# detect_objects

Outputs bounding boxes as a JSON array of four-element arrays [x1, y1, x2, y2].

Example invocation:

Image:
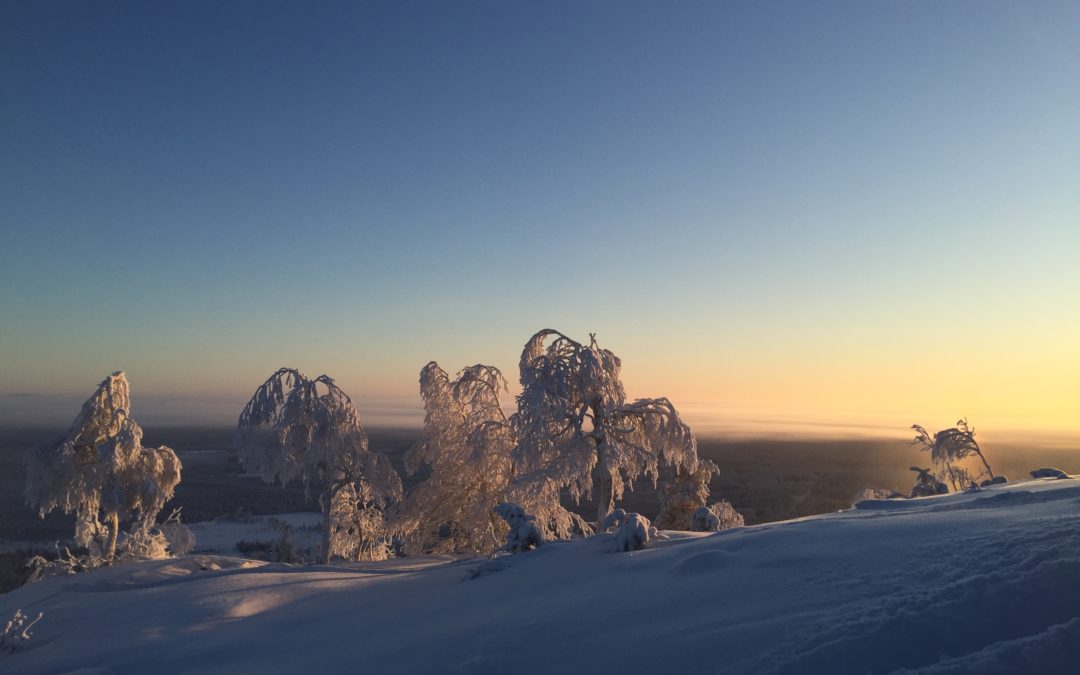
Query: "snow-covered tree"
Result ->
[[236, 368, 402, 563], [513, 329, 701, 525], [395, 362, 515, 555], [24, 372, 182, 562], [654, 460, 719, 530], [911, 418, 994, 491], [691, 500, 745, 532], [494, 502, 543, 553]]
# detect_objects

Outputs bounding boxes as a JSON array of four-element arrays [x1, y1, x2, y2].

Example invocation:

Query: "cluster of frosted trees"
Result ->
[[25, 329, 742, 565], [234, 329, 741, 560]]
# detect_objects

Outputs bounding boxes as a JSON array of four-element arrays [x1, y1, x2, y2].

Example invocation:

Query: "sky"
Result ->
[[1, 1, 1078, 438]]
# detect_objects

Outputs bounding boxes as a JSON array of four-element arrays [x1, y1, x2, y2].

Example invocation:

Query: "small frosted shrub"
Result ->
[[690, 501, 746, 532], [610, 512, 653, 552], [1, 609, 43, 654], [494, 503, 543, 553]]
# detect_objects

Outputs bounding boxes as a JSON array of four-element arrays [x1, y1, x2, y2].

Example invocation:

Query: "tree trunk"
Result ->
[[595, 474, 614, 524], [975, 450, 994, 480], [945, 461, 960, 492], [105, 511, 120, 561], [320, 493, 333, 565], [591, 408, 614, 524]]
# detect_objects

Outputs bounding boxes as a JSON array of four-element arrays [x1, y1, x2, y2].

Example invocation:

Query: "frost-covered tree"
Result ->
[[691, 500, 745, 532], [395, 362, 515, 554], [24, 372, 182, 562], [513, 329, 701, 525], [236, 368, 402, 563], [911, 418, 994, 491], [654, 460, 719, 530]]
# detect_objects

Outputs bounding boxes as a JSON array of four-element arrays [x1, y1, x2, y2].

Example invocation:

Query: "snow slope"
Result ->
[[2, 478, 1079, 674]]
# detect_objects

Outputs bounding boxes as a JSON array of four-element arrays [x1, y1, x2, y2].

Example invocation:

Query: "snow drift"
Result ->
[[2, 477, 1078, 674]]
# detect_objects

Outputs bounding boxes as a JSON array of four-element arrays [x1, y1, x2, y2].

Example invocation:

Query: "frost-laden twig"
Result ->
[[1, 609, 44, 654]]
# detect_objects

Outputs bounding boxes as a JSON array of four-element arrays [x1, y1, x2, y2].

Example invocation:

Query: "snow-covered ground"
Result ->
[[2, 478, 1079, 674]]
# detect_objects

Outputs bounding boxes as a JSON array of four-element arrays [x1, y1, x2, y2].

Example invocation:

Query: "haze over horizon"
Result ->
[[2, 2, 1078, 440]]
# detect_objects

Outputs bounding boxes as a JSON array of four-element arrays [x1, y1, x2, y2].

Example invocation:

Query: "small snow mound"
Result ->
[[1030, 467, 1069, 479], [854, 497, 928, 511], [671, 550, 735, 575], [494, 503, 543, 553], [463, 558, 512, 581], [611, 513, 653, 552]]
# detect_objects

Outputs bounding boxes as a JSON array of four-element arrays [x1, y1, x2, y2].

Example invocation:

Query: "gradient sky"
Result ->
[[1, 1, 1078, 437]]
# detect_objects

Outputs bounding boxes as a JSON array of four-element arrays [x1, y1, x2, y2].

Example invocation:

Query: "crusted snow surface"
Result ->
[[2, 478, 1079, 674]]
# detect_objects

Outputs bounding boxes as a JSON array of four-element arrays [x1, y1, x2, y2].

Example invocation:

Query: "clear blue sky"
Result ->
[[2, 2, 1078, 434]]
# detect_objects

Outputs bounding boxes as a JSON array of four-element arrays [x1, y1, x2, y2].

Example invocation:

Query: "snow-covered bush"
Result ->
[[1030, 468, 1069, 479], [24, 372, 182, 562], [513, 330, 702, 526], [853, 488, 906, 504], [494, 503, 543, 553], [654, 461, 718, 530], [980, 475, 1008, 487], [1, 609, 43, 654], [909, 466, 949, 498], [691, 500, 745, 532], [911, 418, 994, 491], [159, 519, 196, 557], [236, 368, 402, 563], [395, 363, 515, 555], [123, 510, 196, 559], [690, 506, 719, 531], [605, 511, 653, 552], [328, 483, 392, 562], [601, 508, 629, 531]]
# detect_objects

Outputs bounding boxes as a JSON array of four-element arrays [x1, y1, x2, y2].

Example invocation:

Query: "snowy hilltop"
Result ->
[[3, 476, 1078, 674]]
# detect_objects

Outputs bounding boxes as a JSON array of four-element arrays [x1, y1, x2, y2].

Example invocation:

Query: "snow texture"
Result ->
[[4, 478, 1080, 674]]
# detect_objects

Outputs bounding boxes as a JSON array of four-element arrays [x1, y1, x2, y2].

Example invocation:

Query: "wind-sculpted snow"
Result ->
[[2, 479, 1078, 674]]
